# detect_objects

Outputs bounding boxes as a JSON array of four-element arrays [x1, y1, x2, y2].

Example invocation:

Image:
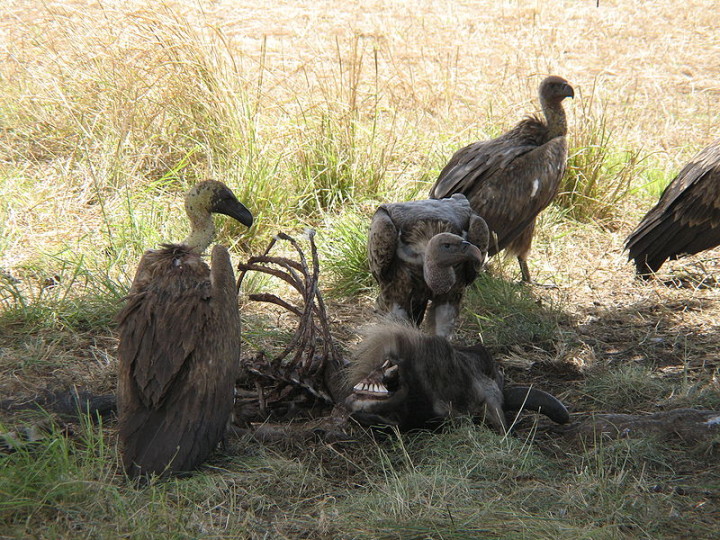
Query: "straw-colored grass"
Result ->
[[2, 1, 720, 537]]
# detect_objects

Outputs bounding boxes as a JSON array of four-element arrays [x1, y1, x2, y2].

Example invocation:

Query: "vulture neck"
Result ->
[[540, 98, 568, 141], [181, 209, 215, 253], [423, 256, 456, 296]]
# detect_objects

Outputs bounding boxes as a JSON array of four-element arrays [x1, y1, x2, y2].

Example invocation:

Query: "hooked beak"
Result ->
[[564, 84, 575, 99], [463, 241, 487, 268], [213, 197, 254, 228]]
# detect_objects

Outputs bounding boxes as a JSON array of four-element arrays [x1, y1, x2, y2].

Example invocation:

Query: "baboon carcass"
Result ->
[[345, 322, 570, 431]]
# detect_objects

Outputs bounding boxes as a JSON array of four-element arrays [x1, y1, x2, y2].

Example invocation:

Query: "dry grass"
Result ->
[[2, 0, 720, 537]]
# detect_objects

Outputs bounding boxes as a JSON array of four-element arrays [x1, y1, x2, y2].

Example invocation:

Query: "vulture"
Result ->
[[117, 180, 253, 478], [429, 75, 574, 282], [368, 194, 489, 337], [625, 140, 720, 277]]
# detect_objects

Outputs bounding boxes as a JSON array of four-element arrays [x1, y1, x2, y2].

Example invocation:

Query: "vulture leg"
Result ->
[[518, 255, 557, 288], [518, 257, 532, 283], [407, 296, 430, 326], [506, 220, 556, 288], [506, 221, 535, 283], [425, 293, 461, 338], [375, 265, 428, 326]]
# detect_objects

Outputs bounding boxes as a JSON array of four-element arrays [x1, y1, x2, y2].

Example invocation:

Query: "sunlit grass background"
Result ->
[[1, 1, 719, 537]]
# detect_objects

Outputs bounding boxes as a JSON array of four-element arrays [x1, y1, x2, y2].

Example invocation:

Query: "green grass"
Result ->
[[0, 417, 115, 530], [557, 105, 648, 228], [1, 420, 715, 538], [0, 268, 123, 335], [318, 208, 375, 298], [581, 364, 672, 412], [463, 271, 566, 350]]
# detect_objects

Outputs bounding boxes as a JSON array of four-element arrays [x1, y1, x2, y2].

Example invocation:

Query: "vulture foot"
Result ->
[[517, 258, 558, 289]]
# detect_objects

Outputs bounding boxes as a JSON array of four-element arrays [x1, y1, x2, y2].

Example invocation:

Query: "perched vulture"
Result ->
[[368, 194, 489, 337], [625, 140, 720, 277], [117, 180, 253, 478], [429, 75, 574, 282]]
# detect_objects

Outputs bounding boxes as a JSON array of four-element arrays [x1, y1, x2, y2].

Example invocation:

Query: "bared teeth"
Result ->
[[353, 381, 390, 395], [384, 365, 399, 376]]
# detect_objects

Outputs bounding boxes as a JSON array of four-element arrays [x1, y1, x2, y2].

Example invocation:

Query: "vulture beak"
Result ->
[[214, 197, 254, 228], [462, 241, 487, 268], [564, 84, 575, 99]]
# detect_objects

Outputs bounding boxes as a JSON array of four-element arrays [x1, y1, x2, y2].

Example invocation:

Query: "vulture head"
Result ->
[[424, 232, 487, 295], [182, 180, 254, 252], [539, 75, 575, 105]]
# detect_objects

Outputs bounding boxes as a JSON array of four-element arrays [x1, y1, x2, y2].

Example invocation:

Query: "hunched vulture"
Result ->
[[368, 193, 489, 337]]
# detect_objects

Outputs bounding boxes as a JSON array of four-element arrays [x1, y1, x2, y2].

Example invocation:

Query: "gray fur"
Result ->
[[346, 321, 570, 431]]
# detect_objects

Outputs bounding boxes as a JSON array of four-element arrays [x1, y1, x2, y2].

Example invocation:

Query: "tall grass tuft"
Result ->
[[293, 114, 389, 215], [463, 271, 564, 350], [1, 6, 253, 184], [0, 252, 124, 334], [291, 39, 398, 217], [318, 209, 374, 298], [556, 87, 648, 228]]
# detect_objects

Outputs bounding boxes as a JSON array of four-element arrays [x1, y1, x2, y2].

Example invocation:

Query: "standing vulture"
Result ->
[[625, 140, 720, 277], [117, 180, 253, 478], [368, 194, 489, 337], [429, 75, 574, 282]]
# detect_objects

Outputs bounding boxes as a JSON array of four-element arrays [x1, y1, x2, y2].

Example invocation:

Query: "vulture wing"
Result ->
[[625, 141, 720, 274], [118, 244, 240, 476], [431, 136, 567, 255], [382, 194, 474, 232], [368, 206, 399, 280], [467, 214, 490, 253], [431, 137, 536, 200], [117, 246, 214, 410], [452, 213, 490, 287]]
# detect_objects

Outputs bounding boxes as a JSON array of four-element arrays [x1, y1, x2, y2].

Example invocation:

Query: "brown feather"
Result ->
[[117, 245, 241, 478], [625, 140, 720, 276], [429, 76, 573, 281]]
